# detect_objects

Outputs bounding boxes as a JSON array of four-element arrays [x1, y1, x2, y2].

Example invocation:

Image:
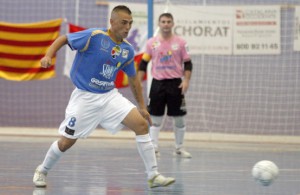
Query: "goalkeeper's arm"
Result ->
[[137, 59, 148, 81]]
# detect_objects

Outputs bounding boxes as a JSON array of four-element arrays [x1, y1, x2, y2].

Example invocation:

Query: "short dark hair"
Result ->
[[112, 5, 132, 15], [158, 13, 173, 21]]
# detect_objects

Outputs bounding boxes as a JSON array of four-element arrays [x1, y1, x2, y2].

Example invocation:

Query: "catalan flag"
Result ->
[[64, 23, 145, 88], [0, 19, 62, 81]]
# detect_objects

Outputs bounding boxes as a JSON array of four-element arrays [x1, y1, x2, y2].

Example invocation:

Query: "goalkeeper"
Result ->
[[138, 13, 193, 158]]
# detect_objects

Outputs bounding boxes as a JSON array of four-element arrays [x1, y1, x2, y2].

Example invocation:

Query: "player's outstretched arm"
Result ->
[[40, 35, 68, 68]]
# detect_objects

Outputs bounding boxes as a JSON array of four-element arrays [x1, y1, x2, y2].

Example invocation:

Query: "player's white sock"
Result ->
[[136, 134, 159, 179], [149, 126, 161, 149], [174, 126, 186, 149], [39, 140, 63, 174]]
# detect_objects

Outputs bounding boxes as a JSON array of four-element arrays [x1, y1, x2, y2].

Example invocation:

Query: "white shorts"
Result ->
[[58, 88, 136, 139]]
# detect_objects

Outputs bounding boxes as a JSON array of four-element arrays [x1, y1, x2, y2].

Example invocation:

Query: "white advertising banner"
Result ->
[[109, 3, 281, 55], [108, 3, 233, 55], [294, 6, 300, 51], [233, 6, 281, 55], [167, 6, 233, 55]]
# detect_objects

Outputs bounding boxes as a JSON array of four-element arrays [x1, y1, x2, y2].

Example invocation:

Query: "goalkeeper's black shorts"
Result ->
[[148, 78, 187, 117]]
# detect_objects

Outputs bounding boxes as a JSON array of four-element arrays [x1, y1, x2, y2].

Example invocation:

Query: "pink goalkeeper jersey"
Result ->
[[143, 35, 191, 80]]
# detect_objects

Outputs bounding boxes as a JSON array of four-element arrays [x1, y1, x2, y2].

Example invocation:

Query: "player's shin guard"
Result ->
[[149, 126, 161, 149], [136, 134, 159, 179], [174, 126, 186, 149], [40, 140, 63, 173]]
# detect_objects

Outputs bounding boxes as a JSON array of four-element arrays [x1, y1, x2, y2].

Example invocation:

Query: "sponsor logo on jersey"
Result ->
[[151, 41, 160, 50], [100, 64, 117, 79], [90, 78, 114, 90], [171, 43, 179, 50], [101, 38, 110, 49], [122, 49, 129, 59], [160, 50, 172, 63], [111, 45, 122, 59]]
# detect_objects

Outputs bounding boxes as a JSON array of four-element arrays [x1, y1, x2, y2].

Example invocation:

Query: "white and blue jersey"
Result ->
[[67, 28, 136, 93]]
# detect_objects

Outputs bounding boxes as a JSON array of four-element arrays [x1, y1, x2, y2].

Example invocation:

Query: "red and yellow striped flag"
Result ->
[[0, 19, 62, 81]]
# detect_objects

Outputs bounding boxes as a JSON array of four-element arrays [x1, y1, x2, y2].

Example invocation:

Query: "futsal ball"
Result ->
[[252, 160, 279, 186]]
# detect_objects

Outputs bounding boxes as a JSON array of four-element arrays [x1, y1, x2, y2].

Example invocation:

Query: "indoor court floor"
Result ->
[[0, 135, 300, 195]]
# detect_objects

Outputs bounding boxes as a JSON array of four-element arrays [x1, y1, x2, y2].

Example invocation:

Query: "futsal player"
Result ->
[[138, 13, 193, 158], [33, 5, 175, 188]]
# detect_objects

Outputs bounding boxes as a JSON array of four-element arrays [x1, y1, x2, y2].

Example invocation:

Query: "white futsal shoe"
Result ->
[[148, 174, 175, 188], [33, 165, 47, 187], [174, 148, 192, 158]]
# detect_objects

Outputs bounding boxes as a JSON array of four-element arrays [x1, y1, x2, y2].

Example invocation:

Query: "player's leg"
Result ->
[[172, 116, 186, 149], [167, 79, 191, 158], [98, 89, 175, 188], [149, 115, 164, 155], [122, 108, 175, 188], [33, 88, 102, 187], [122, 108, 157, 177], [33, 136, 77, 187], [172, 116, 191, 158], [147, 79, 167, 155]]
